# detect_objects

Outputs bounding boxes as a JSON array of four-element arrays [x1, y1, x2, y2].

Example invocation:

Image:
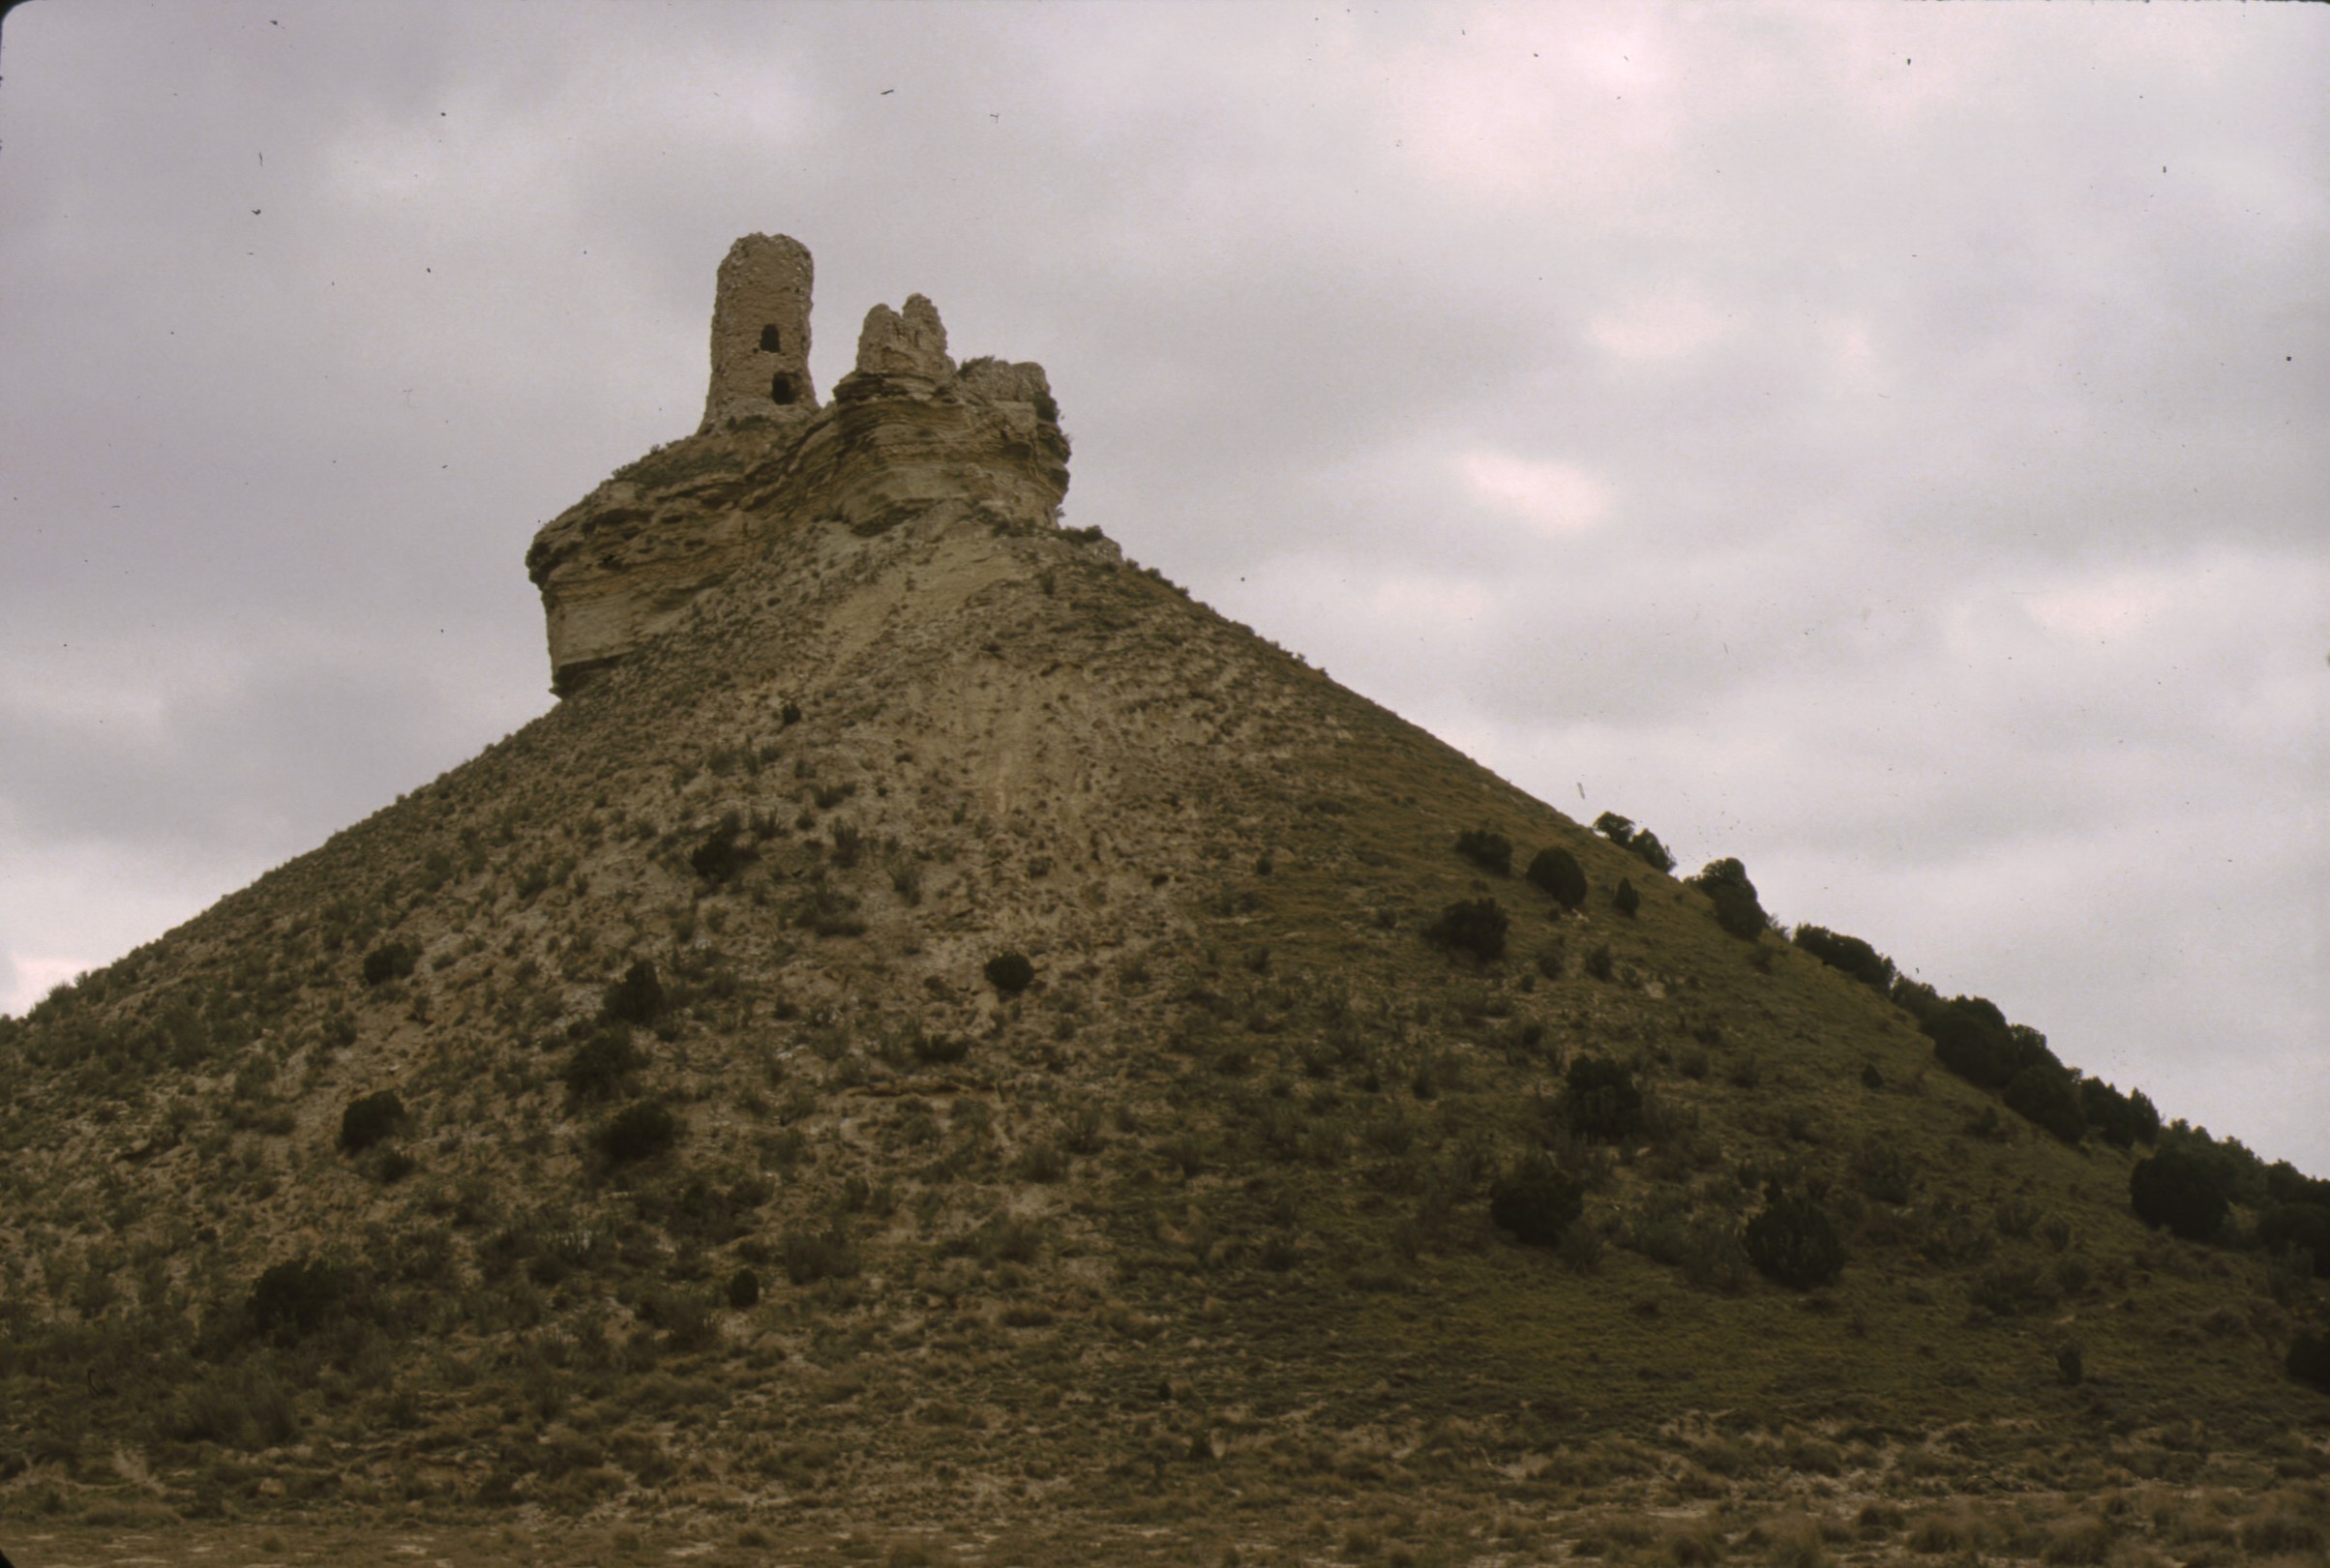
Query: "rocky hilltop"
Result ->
[[2, 236, 2325, 1562], [526, 235, 1069, 696]]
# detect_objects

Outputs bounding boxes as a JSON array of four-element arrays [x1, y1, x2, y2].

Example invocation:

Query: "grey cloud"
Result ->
[[0, 3, 2320, 1167]]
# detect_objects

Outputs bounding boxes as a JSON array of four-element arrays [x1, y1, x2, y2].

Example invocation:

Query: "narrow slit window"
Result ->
[[759, 324, 783, 353]]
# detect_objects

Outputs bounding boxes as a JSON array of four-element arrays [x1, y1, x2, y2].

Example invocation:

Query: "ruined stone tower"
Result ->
[[700, 233, 817, 431], [529, 235, 1072, 696]]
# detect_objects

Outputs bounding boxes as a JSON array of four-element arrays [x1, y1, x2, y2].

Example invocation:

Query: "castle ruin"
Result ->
[[527, 234, 1070, 696], [699, 234, 819, 431]]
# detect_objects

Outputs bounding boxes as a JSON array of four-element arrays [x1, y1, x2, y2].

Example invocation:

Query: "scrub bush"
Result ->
[[338, 1090, 407, 1154], [1791, 925, 1896, 991], [1454, 828, 1513, 876], [595, 1101, 680, 1166], [1526, 847, 1588, 909], [1424, 899, 1509, 962], [984, 952, 1035, 995], [2129, 1147, 2229, 1242], [1489, 1153, 1585, 1246], [1562, 1053, 1643, 1142], [603, 960, 666, 1026], [1745, 1190, 1846, 1289]]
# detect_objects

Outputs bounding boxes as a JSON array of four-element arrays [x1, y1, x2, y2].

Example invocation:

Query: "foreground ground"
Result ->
[[5, 1451, 2329, 1567]]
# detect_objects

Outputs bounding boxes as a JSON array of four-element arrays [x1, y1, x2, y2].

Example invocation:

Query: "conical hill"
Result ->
[[3, 246, 2324, 1556]]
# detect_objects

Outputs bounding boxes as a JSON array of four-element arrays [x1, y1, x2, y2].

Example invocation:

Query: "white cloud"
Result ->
[[2023, 572, 2177, 643], [0, 954, 89, 1019], [1587, 283, 1735, 364], [1455, 449, 1613, 536]]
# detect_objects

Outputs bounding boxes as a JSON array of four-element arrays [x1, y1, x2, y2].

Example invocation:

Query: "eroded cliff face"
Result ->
[[526, 246, 1068, 696]]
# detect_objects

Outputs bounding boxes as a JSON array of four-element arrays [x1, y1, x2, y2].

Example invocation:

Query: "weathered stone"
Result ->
[[853, 293, 953, 379], [530, 240, 1068, 696], [699, 233, 817, 431]]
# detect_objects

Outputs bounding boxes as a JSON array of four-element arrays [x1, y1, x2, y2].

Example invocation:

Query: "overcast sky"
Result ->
[[1, 2, 2322, 1169]]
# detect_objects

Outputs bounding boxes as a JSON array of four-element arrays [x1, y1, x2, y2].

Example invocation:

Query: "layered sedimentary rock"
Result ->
[[527, 238, 1067, 695]]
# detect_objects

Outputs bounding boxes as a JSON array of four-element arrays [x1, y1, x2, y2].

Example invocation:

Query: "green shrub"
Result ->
[[165, 1368, 301, 1449], [779, 1223, 857, 1286], [1680, 1217, 1752, 1294], [689, 814, 754, 882], [2288, 1331, 2330, 1395], [361, 940, 417, 987], [1488, 1153, 1584, 1246], [1591, 814, 1674, 872], [603, 961, 665, 1026], [1592, 812, 1636, 844], [1968, 1261, 2059, 1317], [1744, 1190, 1845, 1289], [594, 1101, 679, 1166], [1562, 1054, 1642, 1142], [727, 1268, 762, 1310], [1526, 847, 1588, 909], [2259, 1203, 2330, 1278], [984, 952, 1035, 995], [1850, 1136, 1914, 1205], [911, 1032, 970, 1066], [338, 1090, 407, 1154], [1923, 996, 2057, 1091], [562, 1028, 644, 1102], [2129, 1147, 2228, 1241], [1688, 858, 1769, 940], [1613, 878, 1640, 918], [248, 1257, 355, 1344], [2003, 1066, 2087, 1145], [2079, 1078, 2150, 1149], [1454, 828, 1513, 876], [1790, 925, 1896, 991], [1424, 899, 1509, 962]]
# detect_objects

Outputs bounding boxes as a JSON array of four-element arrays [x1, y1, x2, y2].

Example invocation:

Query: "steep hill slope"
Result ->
[[3, 244, 2323, 1564]]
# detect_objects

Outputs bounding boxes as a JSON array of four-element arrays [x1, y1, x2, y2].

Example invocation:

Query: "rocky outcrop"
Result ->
[[853, 294, 951, 380], [527, 239, 1068, 696]]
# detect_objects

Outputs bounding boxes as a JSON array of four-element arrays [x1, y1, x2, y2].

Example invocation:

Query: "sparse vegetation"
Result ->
[[0, 393, 2320, 1549]]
